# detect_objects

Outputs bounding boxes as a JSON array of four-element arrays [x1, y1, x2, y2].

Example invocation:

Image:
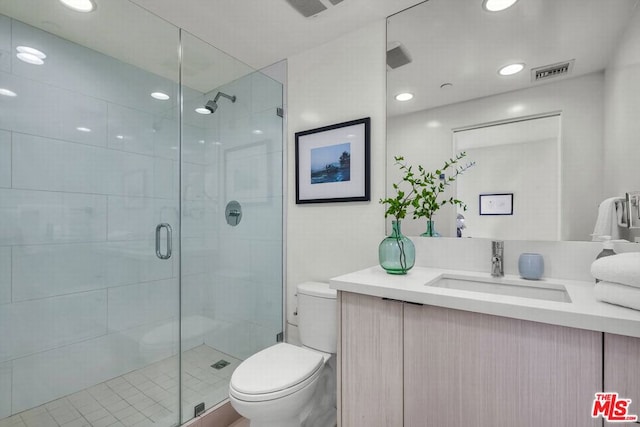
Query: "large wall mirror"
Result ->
[[386, 0, 640, 242]]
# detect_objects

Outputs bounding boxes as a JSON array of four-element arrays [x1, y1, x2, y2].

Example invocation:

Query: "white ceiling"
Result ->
[[387, 0, 639, 116], [129, 0, 425, 69]]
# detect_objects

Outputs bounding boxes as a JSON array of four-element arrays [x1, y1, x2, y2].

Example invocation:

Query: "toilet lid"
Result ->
[[231, 343, 323, 395]]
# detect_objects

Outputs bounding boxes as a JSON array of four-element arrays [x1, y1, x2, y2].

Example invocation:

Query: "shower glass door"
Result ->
[[0, 2, 284, 426], [179, 32, 284, 422], [0, 0, 182, 425]]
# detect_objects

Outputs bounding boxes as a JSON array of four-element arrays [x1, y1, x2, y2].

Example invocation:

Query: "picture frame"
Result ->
[[295, 117, 370, 204], [479, 193, 514, 215]]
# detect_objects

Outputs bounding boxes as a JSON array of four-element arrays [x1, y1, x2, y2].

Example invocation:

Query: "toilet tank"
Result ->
[[297, 282, 337, 353]]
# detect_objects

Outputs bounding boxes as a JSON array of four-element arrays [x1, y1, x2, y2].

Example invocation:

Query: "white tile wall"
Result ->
[[182, 125, 208, 166], [181, 237, 212, 276], [0, 290, 107, 362], [11, 241, 174, 302], [0, 72, 108, 148], [12, 243, 106, 302], [0, 361, 11, 419], [0, 16, 9, 73], [107, 196, 177, 241], [153, 157, 179, 201], [0, 48, 8, 73], [181, 273, 207, 319], [183, 163, 205, 201], [0, 189, 107, 246], [12, 133, 110, 194], [0, 130, 10, 188], [107, 279, 177, 332], [106, 104, 158, 157], [0, 248, 10, 305], [251, 71, 283, 114], [104, 240, 175, 287]]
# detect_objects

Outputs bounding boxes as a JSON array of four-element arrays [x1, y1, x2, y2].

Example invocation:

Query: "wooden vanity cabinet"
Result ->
[[604, 333, 640, 425], [339, 292, 404, 427], [338, 292, 603, 427], [404, 303, 602, 427]]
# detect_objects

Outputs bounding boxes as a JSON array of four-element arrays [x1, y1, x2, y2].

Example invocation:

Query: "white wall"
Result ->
[[286, 21, 387, 331], [388, 72, 605, 241], [459, 139, 559, 240], [604, 3, 640, 242]]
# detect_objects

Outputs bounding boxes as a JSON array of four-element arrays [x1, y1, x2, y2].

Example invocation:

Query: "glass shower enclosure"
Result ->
[[0, 1, 283, 425]]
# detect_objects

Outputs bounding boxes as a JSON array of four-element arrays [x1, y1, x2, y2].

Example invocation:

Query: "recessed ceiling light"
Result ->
[[0, 88, 17, 97], [198, 140, 205, 144], [482, 0, 519, 12], [76, 127, 91, 132], [195, 107, 211, 115], [498, 63, 525, 76], [59, 0, 96, 13], [115, 135, 125, 140], [252, 129, 264, 135], [150, 92, 170, 100], [16, 46, 46, 65], [213, 141, 222, 146], [395, 92, 414, 101]]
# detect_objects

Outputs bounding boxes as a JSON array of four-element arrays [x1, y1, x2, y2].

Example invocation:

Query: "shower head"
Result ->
[[204, 91, 236, 114], [204, 99, 218, 114]]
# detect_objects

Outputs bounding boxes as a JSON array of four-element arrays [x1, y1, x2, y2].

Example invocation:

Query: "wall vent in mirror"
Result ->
[[387, 42, 412, 69], [531, 59, 575, 82]]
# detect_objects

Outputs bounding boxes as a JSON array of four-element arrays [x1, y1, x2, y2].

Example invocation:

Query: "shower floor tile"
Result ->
[[2, 345, 240, 427]]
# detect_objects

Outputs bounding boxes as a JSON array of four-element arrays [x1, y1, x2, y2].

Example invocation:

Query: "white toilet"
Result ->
[[229, 282, 337, 427]]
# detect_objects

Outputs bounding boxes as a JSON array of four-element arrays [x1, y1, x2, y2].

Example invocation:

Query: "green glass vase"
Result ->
[[420, 220, 441, 237], [379, 220, 415, 274]]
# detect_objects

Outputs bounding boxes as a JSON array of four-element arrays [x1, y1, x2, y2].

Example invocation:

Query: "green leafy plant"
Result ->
[[379, 156, 420, 222], [412, 152, 475, 234], [380, 153, 475, 230]]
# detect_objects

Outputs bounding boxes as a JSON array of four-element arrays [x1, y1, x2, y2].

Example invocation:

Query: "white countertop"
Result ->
[[330, 266, 640, 339]]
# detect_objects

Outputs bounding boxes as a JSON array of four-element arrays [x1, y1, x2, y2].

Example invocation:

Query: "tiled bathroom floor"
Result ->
[[0, 345, 241, 427]]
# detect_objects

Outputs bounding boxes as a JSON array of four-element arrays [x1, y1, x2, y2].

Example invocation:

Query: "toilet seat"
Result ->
[[229, 343, 324, 402]]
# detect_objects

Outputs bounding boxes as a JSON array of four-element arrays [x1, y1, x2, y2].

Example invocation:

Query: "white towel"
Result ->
[[594, 281, 640, 311], [592, 197, 625, 240], [591, 252, 640, 288]]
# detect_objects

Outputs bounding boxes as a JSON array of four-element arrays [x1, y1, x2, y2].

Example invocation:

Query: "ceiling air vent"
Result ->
[[284, 0, 344, 18], [531, 59, 575, 82]]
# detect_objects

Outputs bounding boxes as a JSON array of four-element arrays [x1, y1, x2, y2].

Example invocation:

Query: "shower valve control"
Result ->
[[225, 201, 242, 226]]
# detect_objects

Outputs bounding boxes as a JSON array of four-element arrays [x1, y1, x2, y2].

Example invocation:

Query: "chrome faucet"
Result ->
[[491, 240, 504, 277]]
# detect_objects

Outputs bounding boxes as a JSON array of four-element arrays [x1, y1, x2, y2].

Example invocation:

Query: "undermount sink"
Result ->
[[427, 275, 572, 303]]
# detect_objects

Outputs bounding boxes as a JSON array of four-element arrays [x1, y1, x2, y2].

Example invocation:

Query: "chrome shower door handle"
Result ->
[[155, 223, 173, 259]]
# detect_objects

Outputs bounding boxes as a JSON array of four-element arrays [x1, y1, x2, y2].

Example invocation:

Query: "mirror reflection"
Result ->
[[387, 0, 640, 241]]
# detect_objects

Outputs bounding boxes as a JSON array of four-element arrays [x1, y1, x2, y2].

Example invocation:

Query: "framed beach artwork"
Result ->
[[295, 117, 370, 204]]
